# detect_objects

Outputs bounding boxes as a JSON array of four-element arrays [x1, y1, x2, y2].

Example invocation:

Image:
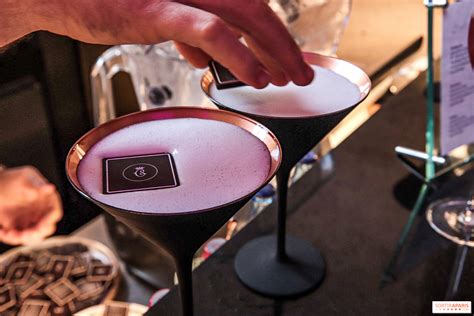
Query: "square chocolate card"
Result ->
[[103, 153, 179, 194], [16, 274, 44, 300], [209, 60, 246, 90], [104, 303, 129, 316], [0, 285, 16, 312], [47, 255, 74, 279], [6, 262, 33, 284], [44, 278, 80, 306], [18, 300, 50, 316], [87, 263, 113, 283]]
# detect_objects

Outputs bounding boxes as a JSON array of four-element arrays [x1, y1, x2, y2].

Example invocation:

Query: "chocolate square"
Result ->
[[6, 262, 33, 284], [15, 274, 44, 300], [34, 251, 52, 273], [70, 255, 88, 277], [0, 285, 16, 312], [75, 279, 103, 300], [104, 303, 129, 316], [209, 60, 246, 90], [44, 278, 80, 306], [47, 255, 74, 278], [18, 300, 50, 316], [87, 263, 114, 282], [103, 153, 179, 194]]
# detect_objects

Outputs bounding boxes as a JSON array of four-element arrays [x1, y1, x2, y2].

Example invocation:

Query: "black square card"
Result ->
[[103, 153, 179, 194], [209, 60, 246, 90]]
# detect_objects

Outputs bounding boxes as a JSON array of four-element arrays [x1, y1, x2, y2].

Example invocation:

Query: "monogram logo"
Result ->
[[134, 166, 147, 178], [122, 163, 158, 182]]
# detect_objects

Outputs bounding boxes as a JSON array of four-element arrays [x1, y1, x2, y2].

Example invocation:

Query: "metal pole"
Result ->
[[382, 0, 437, 283]]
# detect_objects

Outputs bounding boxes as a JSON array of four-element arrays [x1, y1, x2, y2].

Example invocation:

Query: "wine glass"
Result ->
[[427, 196, 474, 299]]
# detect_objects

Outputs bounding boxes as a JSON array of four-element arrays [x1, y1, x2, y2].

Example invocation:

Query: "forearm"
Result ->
[[0, 0, 37, 48], [1, 0, 147, 46]]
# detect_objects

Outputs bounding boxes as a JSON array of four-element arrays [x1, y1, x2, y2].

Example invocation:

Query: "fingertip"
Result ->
[[269, 68, 290, 87], [271, 75, 290, 87], [253, 68, 271, 89], [305, 64, 315, 82], [255, 82, 270, 89], [293, 64, 315, 86]]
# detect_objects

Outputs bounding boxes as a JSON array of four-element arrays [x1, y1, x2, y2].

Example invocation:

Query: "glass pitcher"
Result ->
[[270, 0, 352, 56], [90, 43, 212, 126]]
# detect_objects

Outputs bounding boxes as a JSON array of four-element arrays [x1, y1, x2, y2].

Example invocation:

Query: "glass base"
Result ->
[[234, 235, 325, 298], [426, 198, 474, 247]]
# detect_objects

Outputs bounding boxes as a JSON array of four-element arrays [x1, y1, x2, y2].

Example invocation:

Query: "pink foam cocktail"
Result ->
[[78, 118, 271, 214]]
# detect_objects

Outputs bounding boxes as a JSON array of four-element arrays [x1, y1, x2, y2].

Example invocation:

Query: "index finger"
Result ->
[[179, 0, 314, 85], [154, 3, 271, 88]]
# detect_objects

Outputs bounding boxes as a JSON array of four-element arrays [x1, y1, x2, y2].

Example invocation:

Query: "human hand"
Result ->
[[0, 166, 63, 245], [28, 0, 314, 88]]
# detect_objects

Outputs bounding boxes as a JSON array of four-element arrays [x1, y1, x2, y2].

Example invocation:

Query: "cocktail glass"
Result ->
[[427, 197, 474, 247], [202, 53, 371, 297], [65, 107, 282, 315], [427, 197, 474, 299]]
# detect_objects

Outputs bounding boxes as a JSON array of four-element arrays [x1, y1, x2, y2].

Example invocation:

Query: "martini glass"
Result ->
[[427, 197, 474, 247], [427, 196, 474, 299], [202, 53, 371, 297], [65, 107, 282, 316]]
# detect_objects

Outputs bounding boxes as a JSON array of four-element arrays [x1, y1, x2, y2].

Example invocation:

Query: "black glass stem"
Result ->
[[276, 168, 290, 261]]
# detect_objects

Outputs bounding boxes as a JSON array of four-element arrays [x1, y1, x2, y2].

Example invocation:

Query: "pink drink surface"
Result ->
[[210, 65, 361, 117], [78, 118, 271, 214]]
